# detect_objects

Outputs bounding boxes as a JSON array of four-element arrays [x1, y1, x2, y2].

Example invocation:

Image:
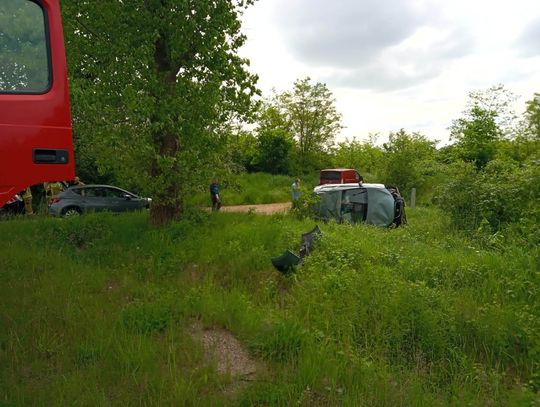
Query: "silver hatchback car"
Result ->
[[48, 185, 151, 217]]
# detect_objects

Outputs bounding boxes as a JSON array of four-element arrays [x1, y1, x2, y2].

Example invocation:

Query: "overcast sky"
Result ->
[[239, 0, 540, 145]]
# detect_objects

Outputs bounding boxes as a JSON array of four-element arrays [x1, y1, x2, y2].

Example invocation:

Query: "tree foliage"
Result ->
[[253, 104, 293, 174], [524, 92, 540, 140], [255, 129, 293, 174], [449, 85, 518, 170], [62, 0, 259, 224], [436, 86, 539, 243], [332, 135, 384, 178], [465, 84, 518, 136], [450, 106, 500, 169], [278, 77, 343, 171], [227, 129, 258, 173], [381, 129, 437, 197]]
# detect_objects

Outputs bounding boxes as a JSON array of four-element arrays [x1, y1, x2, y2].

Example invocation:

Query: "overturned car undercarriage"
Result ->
[[312, 183, 407, 228]]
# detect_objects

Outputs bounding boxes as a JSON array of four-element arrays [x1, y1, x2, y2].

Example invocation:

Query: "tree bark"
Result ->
[[149, 131, 182, 225], [150, 199, 182, 226], [148, 23, 183, 226]]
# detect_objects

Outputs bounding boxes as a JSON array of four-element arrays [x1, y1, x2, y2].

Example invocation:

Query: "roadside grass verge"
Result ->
[[0, 208, 538, 405]]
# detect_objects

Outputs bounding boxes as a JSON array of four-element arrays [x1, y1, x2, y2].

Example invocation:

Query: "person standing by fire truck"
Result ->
[[22, 187, 33, 216]]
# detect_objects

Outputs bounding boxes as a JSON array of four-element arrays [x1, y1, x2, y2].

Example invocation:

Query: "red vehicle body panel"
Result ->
[[319, 169, 360, 185], [0, 0, 74, 207]]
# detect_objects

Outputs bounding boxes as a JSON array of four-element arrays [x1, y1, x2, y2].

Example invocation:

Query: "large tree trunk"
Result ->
[[149, 131, 182, 226], [148, 25, 183, 226], [150, 198, 182, 226]]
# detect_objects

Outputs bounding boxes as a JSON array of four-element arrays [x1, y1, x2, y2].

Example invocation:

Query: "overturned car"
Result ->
[[312, 183, 407, 227]]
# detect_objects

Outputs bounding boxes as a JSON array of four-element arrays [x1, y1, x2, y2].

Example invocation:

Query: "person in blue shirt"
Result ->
[[210, 178, 221, 211], [291, 178, 300, 208]]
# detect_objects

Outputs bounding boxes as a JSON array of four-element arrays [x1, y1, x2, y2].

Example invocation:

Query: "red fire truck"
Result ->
[[0, 0, 74, 207]]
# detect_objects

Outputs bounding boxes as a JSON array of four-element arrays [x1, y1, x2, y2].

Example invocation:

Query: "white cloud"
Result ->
[[240, 0, 540, 144], [515, 16, 540, 56], [274, 0, 427, 67]]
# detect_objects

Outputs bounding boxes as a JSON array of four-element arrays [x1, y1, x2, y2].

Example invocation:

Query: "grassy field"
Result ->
[[189, 172, 320, 207], [0, 208, 538, 406]]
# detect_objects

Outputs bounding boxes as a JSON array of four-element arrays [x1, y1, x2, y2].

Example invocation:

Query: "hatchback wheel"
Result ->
[[63, 207, 81, 217]]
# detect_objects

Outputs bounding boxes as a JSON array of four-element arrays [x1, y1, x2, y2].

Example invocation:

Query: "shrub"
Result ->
[[435, 158, 539, 244]]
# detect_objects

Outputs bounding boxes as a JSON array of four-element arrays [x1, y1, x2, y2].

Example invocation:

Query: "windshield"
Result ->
[[320, 171, 341, 180], [0, 0, 50, 93]]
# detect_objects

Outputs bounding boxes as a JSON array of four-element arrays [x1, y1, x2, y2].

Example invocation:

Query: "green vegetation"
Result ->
[[435, 158, 540, 245], [188, 172, 319, 207], [62, 0, 258, 224], [4, 4, 537, 404], [1, 209, 538, 405]]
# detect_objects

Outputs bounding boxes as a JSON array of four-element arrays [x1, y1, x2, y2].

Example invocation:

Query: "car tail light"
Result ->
[[51, 198, 61, 204]]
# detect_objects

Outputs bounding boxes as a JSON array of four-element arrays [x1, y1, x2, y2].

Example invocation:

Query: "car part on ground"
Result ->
[[272, 225, 322, 273]]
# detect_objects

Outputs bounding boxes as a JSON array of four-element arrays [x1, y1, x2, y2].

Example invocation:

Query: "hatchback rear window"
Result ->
[[320, 171, 341, 180]]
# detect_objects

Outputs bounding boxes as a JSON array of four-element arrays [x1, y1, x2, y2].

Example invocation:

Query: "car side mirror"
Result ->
[[123, 194, 132, 200]]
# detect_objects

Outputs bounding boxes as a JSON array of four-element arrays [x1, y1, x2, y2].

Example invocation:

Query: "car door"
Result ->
[[82, 187, 112, 212], [342, 188, 368, 223], [104, 187, 142, 212]]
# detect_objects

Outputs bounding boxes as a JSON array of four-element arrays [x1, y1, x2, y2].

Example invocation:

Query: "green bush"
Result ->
[[435, 158, 539, 245]]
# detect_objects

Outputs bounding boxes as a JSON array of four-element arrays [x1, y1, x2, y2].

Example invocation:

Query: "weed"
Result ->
[[74, 342, 102, 367], [251, 319, 308, 362], [48, 214, 111, 249], [121, 301, 174, 334]]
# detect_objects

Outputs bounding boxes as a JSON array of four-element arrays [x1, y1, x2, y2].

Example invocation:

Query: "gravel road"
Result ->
[[220, 202, 291, 214]]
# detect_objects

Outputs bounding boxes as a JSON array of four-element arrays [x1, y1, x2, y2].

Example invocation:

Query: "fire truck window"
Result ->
[[0, 0, 50, 93]]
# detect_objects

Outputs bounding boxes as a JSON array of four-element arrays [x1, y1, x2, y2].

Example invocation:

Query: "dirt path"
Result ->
[[220, 202, 291, 214]]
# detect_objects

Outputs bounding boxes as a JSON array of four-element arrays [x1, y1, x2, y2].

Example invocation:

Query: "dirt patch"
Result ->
[[220, 202, 291, 214], [190, 324, 259, 394]]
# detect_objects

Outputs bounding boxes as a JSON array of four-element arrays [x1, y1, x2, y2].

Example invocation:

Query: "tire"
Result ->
[[62, 207, 81, 217]]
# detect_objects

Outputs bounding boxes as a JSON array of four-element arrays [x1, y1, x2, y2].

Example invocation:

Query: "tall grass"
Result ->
[[189, 171, 321, 206], [0, 208, 538, 405]]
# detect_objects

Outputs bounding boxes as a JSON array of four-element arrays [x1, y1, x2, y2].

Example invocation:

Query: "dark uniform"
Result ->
[[210, 181, 221, 211]]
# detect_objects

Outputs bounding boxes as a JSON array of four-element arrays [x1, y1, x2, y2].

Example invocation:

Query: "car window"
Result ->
[[83, 188, 95, 197], [84, 187, 108, 198], [321, 171, 341, 180], [0, 0, 50, 93], [343, 188, 367, 204], [104, 188, 126, 198]]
